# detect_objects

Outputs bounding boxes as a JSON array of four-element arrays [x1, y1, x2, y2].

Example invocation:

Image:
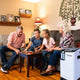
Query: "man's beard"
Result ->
[[18, 34, 22, 37]]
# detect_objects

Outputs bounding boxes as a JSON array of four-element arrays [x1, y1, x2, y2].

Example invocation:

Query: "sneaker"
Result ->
[[1, 67, 9, 74]]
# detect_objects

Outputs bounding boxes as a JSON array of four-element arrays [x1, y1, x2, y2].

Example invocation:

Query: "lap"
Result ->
[[0, 45, 19, 55], [0, 45, 11, 51], [42, 50, 49, 54], [50, 50, 62, 56]]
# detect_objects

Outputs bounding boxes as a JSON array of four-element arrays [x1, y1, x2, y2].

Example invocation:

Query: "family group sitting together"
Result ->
[[0, 20, 74, 76]]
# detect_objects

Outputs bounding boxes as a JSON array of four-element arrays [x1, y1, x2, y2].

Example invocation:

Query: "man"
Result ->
[[0, 26, 25, 73], [24, 29, 43, 67]]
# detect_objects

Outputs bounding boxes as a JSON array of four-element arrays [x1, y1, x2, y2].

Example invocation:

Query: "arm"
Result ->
[[7, 42, 20, 54], [24, 41, 32, 51], [21, 42, 26, 48], [34, 45, 42, 50], [38, 44, 44, 52], [53, 47, 62, 50], [21, 34, 26, 48], [48, 44, 60, 51]]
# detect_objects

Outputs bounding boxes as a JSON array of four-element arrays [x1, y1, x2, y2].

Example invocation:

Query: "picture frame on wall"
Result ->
[[19, 8, 32, 18], [19, 8, 25, 14], [25, 9, 32, 14], [15, 16, 20, 22], [1, 15, 7, 22], [7, 14, 14, 22]]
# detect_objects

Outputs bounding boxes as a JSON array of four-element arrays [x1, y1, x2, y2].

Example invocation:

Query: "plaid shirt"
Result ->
[[59, 32, 74, 49]]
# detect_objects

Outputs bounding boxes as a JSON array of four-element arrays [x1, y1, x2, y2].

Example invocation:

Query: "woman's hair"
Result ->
[[57, 20, 71, 34], [42, 29, 50, 45]]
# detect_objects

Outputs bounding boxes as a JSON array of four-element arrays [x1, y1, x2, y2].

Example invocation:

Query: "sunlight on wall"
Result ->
[[40, 24, 47, 31], [39, 8, 46, 18], [22, 0, 42, 3]]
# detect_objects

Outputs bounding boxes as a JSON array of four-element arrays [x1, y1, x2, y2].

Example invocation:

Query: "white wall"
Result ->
[[36, 0, 80, 30], [0, 0, 36, 42]]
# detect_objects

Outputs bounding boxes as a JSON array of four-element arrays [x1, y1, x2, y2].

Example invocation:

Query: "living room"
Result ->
[[0, 0, 80, 80]]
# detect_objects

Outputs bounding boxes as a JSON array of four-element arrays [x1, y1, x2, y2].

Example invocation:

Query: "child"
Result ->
[[38, 29, 56, 70]]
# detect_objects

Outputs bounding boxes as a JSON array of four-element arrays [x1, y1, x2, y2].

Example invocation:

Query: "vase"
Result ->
[[70, 17, 76, 26]]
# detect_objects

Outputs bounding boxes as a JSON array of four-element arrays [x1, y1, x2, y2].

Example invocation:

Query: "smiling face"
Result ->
[[42, 30, 48, 38], [17, 29, 23, 37], [34, 31, 40, 38]]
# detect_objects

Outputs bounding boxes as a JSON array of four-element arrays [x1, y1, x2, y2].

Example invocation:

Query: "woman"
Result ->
[[37, 29, 56, 70], [41, 20, 74, 76]]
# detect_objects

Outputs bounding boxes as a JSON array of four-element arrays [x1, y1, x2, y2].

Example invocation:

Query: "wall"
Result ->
[[36, 0, 80, 30], [0, 0, 36, 42]]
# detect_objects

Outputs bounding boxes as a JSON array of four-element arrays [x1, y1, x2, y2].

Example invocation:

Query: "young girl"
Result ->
[[38, 29, 56, 70]]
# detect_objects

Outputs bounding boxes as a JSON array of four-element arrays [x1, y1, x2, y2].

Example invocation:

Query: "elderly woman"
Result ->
[[41, 20, 74, 76]]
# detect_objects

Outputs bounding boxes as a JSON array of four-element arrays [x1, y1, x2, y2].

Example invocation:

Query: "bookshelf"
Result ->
[[19, 13, 32, 18], [0, 21, 21, 26]]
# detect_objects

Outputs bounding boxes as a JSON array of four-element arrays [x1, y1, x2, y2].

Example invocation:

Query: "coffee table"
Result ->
[[19, 51, 42, 77]]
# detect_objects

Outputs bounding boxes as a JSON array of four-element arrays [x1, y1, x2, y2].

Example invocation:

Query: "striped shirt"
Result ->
[[59, 32, 74, 49]]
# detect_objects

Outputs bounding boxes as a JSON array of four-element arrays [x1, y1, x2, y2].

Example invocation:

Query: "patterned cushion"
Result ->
[[6, 51, 13, 57], [1, 34, 9, 45]]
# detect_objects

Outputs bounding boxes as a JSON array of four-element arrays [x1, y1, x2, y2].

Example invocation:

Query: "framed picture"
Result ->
[[25, 9, 32, 14], [15, 16, 20, 22], [7, 14, 14, 22], [19, 8, 25, 14], [1, 15, 7, 22]]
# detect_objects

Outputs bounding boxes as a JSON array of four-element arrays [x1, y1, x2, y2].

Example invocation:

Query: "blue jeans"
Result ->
[[0, 45, 19, 69], [48, 50, 62, 66], [42, 50, 51, 66]]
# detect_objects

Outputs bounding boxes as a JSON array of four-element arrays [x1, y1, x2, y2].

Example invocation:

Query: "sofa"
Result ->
[[0, 30, 80, 71], [0, 34, 20, 65], [50, 30, 80, 71]]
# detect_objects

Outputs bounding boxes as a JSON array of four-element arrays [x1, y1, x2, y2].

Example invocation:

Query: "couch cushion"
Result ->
[[50, 31, 57, 41], [71, 30, 80, 41], [6, 51, 13, 57], [1, 34, 9, 45]]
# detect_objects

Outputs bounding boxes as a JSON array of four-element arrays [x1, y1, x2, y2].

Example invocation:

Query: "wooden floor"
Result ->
[[0, 65, 60, 80]]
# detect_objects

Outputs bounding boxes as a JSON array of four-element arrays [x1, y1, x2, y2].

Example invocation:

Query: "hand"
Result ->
[[55, 47, 62, 50], [34, 47, 38, 51], [45, 49, 49, 51], [24, 48, 28, 52], [48, 48, 53, 52], [15, 49, 20, 55], [35, 49, 39, 53], [21, 43, 26, 48], [57, 48, 62, 50]]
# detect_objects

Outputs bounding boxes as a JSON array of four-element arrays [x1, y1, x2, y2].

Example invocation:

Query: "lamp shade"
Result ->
[[35, 17, 42, 25]]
